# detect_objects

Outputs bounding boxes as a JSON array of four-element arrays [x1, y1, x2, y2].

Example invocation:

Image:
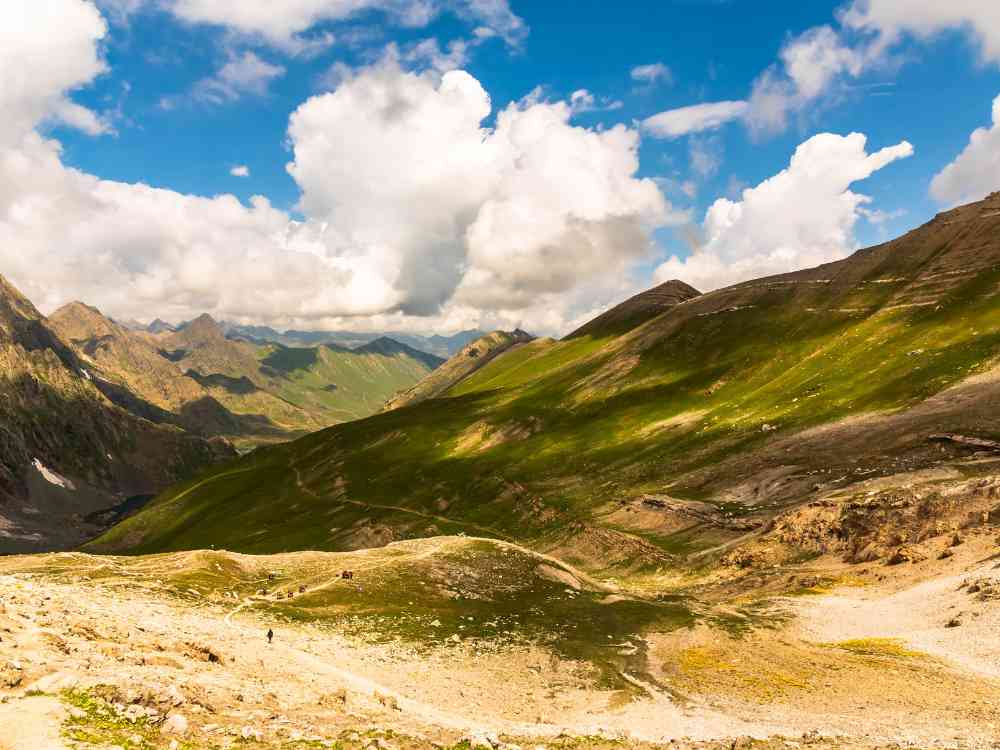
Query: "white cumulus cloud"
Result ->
[[741, 5, 1000, 138], [654, 132, 914, 291], [642, 100, 748, 139], [842, 0, 1000, 65], [0, 0, 109, 145], [189, 52, 285, 106], [930, 93, 1000, 207], [230, 165, 250, 177], [746, 25, 867, 137], [0, 5, 675, 335], [108, 0, 526, 53], [288, 60, 674, 316]]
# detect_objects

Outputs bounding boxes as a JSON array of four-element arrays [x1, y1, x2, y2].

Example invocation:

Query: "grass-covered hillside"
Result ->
[[383, 329, 535, 410], [259, 337, 445, 423], [90, 193, 1000, 569]]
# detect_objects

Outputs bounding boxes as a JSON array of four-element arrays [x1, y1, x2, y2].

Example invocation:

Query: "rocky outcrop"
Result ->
[[0, 274, 235, 553]]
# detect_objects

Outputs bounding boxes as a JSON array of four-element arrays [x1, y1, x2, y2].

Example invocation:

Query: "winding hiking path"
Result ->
[[222, 536, 460, 624], [166, 466, 259, 505]]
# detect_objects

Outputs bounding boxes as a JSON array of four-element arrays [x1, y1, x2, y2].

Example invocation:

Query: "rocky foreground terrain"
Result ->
[[1, 499, 998, 750]]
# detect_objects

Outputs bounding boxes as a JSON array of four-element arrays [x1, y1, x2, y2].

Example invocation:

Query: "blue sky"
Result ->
[[4, 0, 1000, 334]]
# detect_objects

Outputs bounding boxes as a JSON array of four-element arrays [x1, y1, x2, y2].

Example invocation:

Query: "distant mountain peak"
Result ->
[[48, 302, 124, 348], [147, 318, 177, 334], [356, 336, 445, 369], [0, 275, 77, 368], [0, 274, 44, 327], [178, 313, 225, 344]]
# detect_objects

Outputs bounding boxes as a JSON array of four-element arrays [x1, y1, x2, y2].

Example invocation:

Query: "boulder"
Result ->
[[161, 712, 188, 736], [887, 546, 925, 565], [464, 730, 500, 749]]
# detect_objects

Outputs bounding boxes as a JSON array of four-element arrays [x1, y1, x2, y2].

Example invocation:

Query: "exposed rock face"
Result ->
[[0, 274, 234, 553], [48, 301, 234, 436], [725, 476, 1000, 570]]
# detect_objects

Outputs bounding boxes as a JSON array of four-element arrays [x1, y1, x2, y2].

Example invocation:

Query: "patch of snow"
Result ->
[[32, 459, 76, 491]]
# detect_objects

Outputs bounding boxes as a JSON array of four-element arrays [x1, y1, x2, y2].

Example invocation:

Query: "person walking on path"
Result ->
[[267, 628, 273, 644]]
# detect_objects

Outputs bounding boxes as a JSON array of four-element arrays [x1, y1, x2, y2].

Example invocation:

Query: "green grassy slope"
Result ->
[[89, 193, 1000, 568], [259, 340, 444, 423]]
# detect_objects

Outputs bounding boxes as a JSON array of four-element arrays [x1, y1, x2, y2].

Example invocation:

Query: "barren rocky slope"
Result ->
[[2, 523, 1000, 749], [0, 275, 233, 554], [48, 303, 241, 437]]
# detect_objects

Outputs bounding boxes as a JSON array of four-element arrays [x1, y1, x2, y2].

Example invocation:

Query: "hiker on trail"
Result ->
[[267, 628, 273, 644]]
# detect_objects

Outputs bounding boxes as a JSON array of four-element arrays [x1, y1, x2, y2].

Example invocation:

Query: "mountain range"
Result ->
[[0, 279, 454, 552], [140, 320, 487, 359], [0, 276, 233, 553], [90, 191, 1000, 561], [50, 306, 446, 450], [5, 194, 1000, 750]]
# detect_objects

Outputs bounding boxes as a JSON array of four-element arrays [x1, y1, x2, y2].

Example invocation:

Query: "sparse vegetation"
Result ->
[[827, 638, 924, 659]]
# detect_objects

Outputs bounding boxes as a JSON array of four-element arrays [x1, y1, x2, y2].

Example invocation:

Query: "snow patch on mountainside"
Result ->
[[32, 459, 76, 491]]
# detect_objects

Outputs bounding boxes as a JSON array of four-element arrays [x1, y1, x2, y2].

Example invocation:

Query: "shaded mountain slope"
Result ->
[[48, 302, 241, 436], [383, 329, 535, 411], [90, 193, 1000, 567], [164, 317, 444, 440], [0, 276, 234, 553], [355, 336, 446, 370], [565, 279, 700, 340]]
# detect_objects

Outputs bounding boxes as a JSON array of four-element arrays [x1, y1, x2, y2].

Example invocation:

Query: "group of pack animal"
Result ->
[[256, 572, 353, 598]]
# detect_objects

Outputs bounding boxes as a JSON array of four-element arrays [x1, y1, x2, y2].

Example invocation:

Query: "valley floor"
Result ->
[[1, 535, 999, 750]]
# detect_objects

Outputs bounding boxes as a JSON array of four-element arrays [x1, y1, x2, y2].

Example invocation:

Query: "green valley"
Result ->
[[50, 306, 446, 449]]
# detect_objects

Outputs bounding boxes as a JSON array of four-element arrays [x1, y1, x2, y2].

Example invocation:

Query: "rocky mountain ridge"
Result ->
[[49, 305, 445, 449], [0, 275, 234, 553]]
